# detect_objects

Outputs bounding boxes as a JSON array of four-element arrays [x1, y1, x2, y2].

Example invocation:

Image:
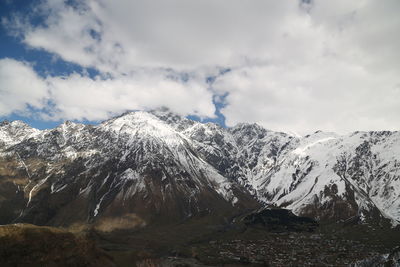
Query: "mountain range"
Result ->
[[1, 108, 399, 231]]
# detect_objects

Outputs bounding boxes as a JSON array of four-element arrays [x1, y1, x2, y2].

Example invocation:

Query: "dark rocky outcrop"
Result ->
[[243, 208, 318, 232]]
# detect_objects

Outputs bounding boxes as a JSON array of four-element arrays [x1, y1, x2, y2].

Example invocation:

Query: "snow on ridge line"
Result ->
[[98, 111, 198, 149], [292, 137, 337, 156]]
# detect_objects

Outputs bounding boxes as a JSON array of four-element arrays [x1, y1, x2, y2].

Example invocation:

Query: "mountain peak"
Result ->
[[0, 120, 11, 127], [101, 111, 164, 131], [98, 110, 190, 149], [0, 120, 40, 146], [7, 120, 31, 128]]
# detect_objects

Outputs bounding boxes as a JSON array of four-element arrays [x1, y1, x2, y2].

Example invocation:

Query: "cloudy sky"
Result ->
[[0, 0, 399, 134]]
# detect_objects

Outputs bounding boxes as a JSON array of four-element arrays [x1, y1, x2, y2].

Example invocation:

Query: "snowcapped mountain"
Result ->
[[0, 110, 258, 230], [0, 108, 399, 230], [255, 130, 400, 224], [0, 120, 40, 147]]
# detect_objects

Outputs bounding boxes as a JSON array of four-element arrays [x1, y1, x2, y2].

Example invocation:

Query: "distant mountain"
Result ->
[[0, 108, 399, 231]]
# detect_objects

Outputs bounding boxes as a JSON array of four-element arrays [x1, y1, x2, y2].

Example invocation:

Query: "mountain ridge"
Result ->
[[0, 109, 399, 230]]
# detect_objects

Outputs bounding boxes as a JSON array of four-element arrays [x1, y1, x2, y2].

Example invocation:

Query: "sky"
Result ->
[[0, 0, 399, 134]]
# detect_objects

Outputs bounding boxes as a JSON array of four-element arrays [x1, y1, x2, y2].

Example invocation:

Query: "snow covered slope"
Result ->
[[152, 109, 400, 224], [0, 109, 399, 228], [256, 131, 399, 224], [0, 120, 40, 148], [0, 111, 258, 229]]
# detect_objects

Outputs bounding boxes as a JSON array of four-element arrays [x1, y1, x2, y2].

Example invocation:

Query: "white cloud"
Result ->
[[0, 58, 49, 116], [2, 0, 400, 132], [9, 0, 339, 73], [0, 58, 214, 121], [45, 71, 215, 121], [214, 62, 400, 134]]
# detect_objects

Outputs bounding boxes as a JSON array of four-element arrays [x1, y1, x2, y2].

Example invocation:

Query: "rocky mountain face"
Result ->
[[0, 108, 399, 231]]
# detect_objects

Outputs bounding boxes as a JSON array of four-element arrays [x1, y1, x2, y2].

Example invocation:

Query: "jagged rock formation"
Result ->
[[0, 108, 399, 230]]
